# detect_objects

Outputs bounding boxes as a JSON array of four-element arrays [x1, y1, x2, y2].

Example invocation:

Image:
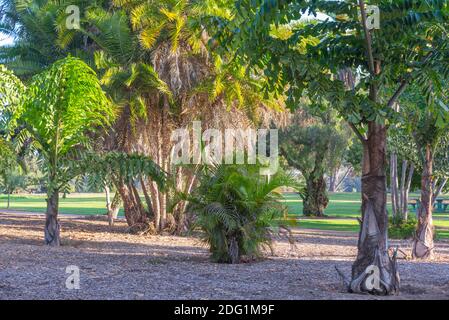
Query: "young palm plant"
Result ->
[[187, 163, 298, 264], [0, 57, 115, 245]]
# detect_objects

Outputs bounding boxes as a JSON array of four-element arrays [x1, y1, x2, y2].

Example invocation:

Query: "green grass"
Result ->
[[293, 217, 449, 239], [0, 193, 125, 216], [1, 192, 448, 239], [280, 192, 449, 239], [281, 192, 449, 218]]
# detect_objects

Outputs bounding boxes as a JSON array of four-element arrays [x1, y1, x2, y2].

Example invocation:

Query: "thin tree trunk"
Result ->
[[433, 178, 447, 204], [108, 191, 121, 227], [150, 181, 161, 231], [403, 163, 414, 221], [105, 185, 112, 212], [413, 144, 435, 259], [44, 190, 60, 246], [329, 172, 337, 192], [399, 160, 407, 217], [390, 153, 397, 218], [335, 167, 352, 192], [349, 122, 399, 295], [175, 171, 198, 233], [7, 191, 10, 209], [393, 154, 400, 218], [140, 177, 154, 218], [159, 159, 168, 229]]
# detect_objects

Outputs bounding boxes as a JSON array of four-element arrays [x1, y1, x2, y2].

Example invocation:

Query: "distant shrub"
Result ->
[[388, 217, 417, 239]]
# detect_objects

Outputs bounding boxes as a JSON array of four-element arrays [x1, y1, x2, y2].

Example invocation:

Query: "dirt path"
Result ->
[[0, 213, 448, 300]]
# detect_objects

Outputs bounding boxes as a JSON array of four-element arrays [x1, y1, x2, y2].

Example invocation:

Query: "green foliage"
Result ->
[[389, 85, 449, 179], [187, 163, 299, 263], [388, 216, 418, 239], [0, 139, 16, 171], [0, 138, 26, 205], [0, 57, 115, 195], [280, 109, 351, 179], [212, 0, 449, 131], [19, 57, 114, 155], [70, 151, 167, 192], [0, 0, 100, 75], [345, 137, 363, 175]]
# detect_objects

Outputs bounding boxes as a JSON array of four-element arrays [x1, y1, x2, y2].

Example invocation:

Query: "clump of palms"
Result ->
[[187, 163, 298, 264]]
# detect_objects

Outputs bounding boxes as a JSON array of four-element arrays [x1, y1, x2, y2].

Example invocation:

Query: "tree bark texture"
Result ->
[[350, 122, 399, 295], [44, 190, 61, 246], [412, 144, 435, 259]]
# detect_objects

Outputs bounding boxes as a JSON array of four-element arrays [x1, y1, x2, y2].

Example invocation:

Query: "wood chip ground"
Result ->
[[1, 213, 448, 300]]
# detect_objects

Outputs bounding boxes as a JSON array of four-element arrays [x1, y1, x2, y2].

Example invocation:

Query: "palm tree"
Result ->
[[0, 0, 99, 75], [75, 0, 281, 233], [1, 0, 284, 234], [186, 163, 298, 263], [0, 57, 115, 245]]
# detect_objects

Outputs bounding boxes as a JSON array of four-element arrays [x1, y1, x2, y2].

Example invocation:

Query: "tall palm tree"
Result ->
[[75, 0, 282, 233], [0, 57, 115, 245], [1, 0, 284, 234]]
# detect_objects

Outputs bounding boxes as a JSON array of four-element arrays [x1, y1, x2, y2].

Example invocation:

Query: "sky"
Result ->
[[0, 33, 14, 47]]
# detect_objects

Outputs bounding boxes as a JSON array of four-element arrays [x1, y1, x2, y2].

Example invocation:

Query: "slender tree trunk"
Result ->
[[159, 159, 168, 229], [329, 172, 337, 192], [105, 185, 112, 213], [350, 122, 399, 295], [7, 191, 10, 209], [140, 177, 154, 218], [403, 163, 414, 221], [108, 191, 121, 227], [335, 167, 352, 192], [393, 154, 400, 217], [433, 178, 447, 204], [390, 153, 398, 218], [44, 190, 60, 246], [399, 160, 407, 215], [413, 144, 435, 259]]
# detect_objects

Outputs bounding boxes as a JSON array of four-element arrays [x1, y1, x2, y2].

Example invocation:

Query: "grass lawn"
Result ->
[[282, 192, 449, 239], [281, 192, 449, 218], [0, 193, 125, 216], [295, 218, 449, 240], [1, 192, 448, 239]]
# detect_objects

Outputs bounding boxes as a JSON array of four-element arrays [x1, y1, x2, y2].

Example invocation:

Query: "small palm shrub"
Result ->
[[187, 163, 298, 264]]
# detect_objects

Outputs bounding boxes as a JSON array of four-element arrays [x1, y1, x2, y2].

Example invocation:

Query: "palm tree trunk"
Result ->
[[350, 122, 399, 295], [44, 190, 60, 246], [108, 191, 121, 227], [140, 177, 154, 218], [413, 144, 434, 259], [116, 181, 148, 227]]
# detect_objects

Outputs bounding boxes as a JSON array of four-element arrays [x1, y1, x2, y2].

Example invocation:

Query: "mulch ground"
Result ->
[[1, 212, 448, 300]]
